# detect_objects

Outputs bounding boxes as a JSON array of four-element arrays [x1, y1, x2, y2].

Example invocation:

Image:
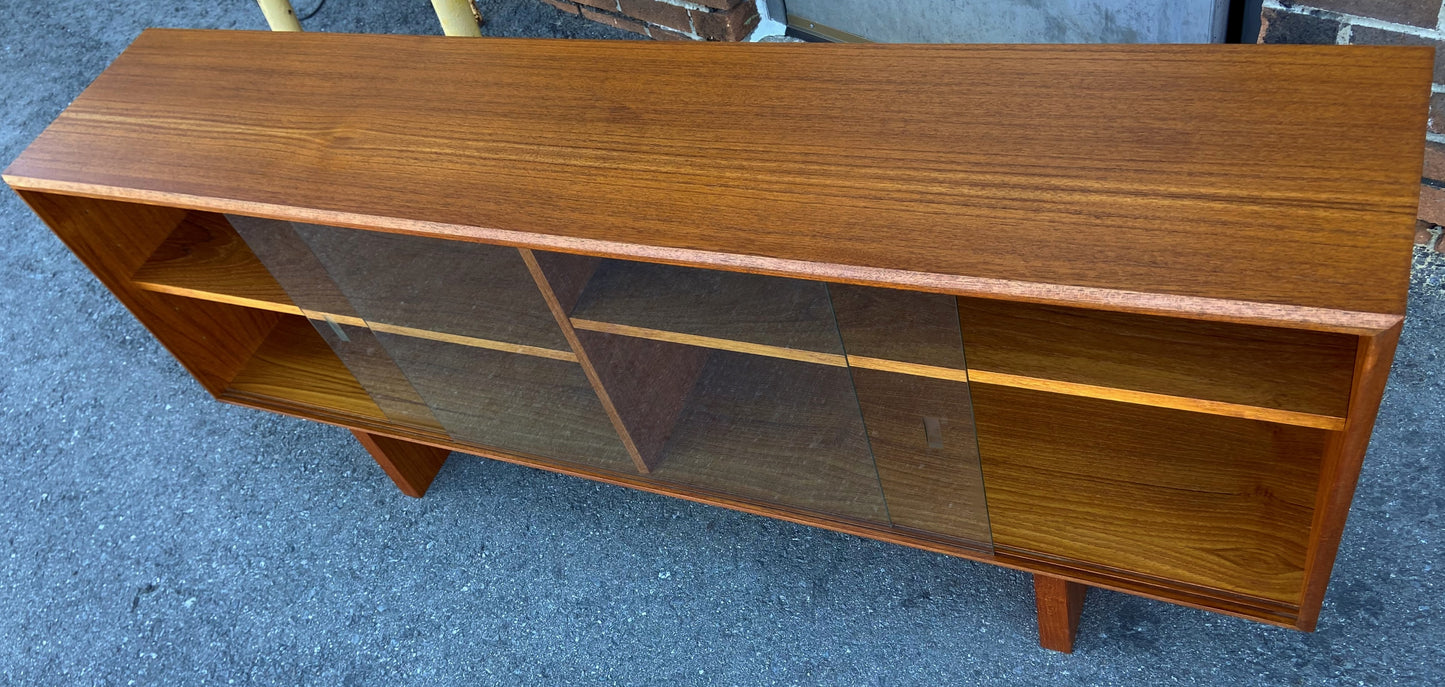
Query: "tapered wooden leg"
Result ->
[[351, 430, 451, 498], [1034, 574, 1088, 653]]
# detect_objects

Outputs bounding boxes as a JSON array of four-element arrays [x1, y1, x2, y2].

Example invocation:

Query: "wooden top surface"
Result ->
[[5, 30, 1430, 333]]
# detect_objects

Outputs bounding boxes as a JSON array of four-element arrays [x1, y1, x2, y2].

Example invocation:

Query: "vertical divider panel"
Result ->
[[519, 248, 707, 474]]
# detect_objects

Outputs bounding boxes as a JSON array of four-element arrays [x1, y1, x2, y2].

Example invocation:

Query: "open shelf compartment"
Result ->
[[137, 212, 630, 472]]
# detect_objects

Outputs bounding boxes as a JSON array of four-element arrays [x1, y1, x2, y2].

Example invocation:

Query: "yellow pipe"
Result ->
[[256, 0, 303, 31], [431, 0, 483, 36]]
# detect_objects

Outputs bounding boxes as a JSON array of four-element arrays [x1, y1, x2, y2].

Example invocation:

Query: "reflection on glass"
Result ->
[[231, 215, 632, 470], [289, 224, 569, 352], [372, 333, 632, 469], [543, 255, 892, 524], [230, 213, 990, 547], [647, 346, 888, 523], [830, 284, 991, 549], [228, 214, 443, 430]]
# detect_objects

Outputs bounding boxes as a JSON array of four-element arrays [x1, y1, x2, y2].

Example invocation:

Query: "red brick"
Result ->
[[540, 0, 581, 15], [1418, 183, 1445, 224], [1350, 26, 1444, 84], [1431, 93, 1445, 135], [691, 0, 742, 9], [618, 0, 691, 33], [1258, 7, 1339, 44], [1305, 0, 1442, 29], [690, 1, 759, 41], [573, 0, 619, 12], [1417, 219, 1438, 245], [580, 6, 649, 35], [649, 25, 695, 40], [1425, 142, 1445, 182]]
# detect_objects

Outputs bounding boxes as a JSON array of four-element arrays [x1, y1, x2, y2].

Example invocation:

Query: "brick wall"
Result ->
[[542, 0, 759, 41], [1260, 0, 1445, 253]]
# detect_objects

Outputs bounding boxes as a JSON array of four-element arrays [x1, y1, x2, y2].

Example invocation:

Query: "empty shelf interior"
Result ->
[[646, 350, 889, 524], [138, 215, 1357, 431], [225, 315, 387, 421], [569, 259, 847, 365], [957, 297, 1356, 429], [131, 210, 299, 315], [374, 333, 634, 471], [292, 222, 573, 354], [134, 212, 576, 361]]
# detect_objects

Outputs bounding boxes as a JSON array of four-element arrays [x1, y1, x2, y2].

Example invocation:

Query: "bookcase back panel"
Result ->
[[972, 384, 1326, 604], [375, 333, 633, 470], [292, 223, 572, 354]]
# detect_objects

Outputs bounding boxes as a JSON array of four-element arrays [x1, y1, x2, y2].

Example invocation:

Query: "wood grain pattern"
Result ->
[[829, 285, 967, 370], [850, 367, 991, 546], [649, 351, 889, 523], [227, 315, 387, 419], [20, 191, 282, 394], [972, 384, 1326, 605], [7, 31, 1422, 636], [959, 297, 1357, 421], [1297, 324, 1402, 630], [131, 211, 300, 315], [351, 430, 451, 498], [4, 31, 1427, 332], [291, 222, 573, 353], [374, 332, 635, 470], [1035, 575, 1088, 653], [571, 259, 844, 355]]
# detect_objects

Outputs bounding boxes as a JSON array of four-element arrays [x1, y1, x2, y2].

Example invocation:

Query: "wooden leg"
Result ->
[[1034, 574, 1088, 653], [351, 430, 451, 498]]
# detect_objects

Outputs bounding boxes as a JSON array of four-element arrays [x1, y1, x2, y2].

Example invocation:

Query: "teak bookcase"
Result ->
[[5, 30, 1429, 653]]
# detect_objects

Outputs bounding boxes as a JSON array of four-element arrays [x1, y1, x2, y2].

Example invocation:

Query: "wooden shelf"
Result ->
[[223, 316, 627, 472], [226, 315, 387, 421], [957, 298, 1355, 431], [132, 217, 1348, 431], [12, 31, 1423, 644], [132, 213, 577, 362], [131, 210, 301, 316], [373, 333, 635, 471], [973, 384, 1327, 605], [567, 264, 1349, 430], [291, 222, 575, 355]]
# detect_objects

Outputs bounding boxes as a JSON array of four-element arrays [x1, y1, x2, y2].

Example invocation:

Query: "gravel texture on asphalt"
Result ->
[[1, 1, 1442, 684]]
